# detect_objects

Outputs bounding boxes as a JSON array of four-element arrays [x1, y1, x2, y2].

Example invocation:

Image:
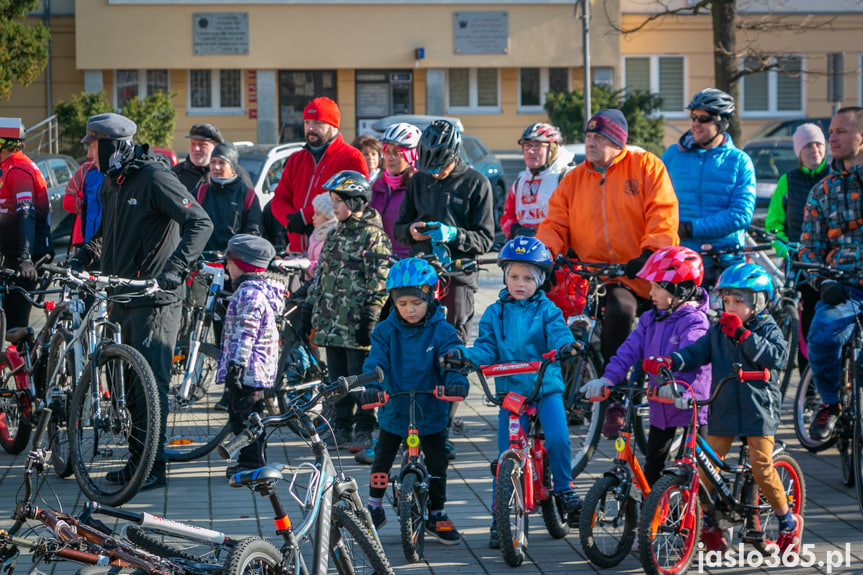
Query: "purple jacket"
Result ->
[[370, 177, 410, 258], [602, 288, 712, 429]]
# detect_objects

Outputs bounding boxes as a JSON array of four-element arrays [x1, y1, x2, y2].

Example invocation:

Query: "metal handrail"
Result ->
[[25, 114, 59, 154]]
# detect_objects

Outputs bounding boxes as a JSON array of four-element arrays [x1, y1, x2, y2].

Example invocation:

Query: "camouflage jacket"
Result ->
[[308, 208, 391, 349]]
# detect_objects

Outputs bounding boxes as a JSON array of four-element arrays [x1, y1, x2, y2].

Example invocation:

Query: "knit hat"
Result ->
[[304, 97, 340, 129], [792, 123, 825, 158], [311, 192, 335, 220], [226, 234, 276, 271], [211, 142, 239, 174], [585, 109, 628, 149]]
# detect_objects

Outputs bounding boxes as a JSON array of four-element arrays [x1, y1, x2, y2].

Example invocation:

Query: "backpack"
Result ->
[[196, 183, 256, 213]]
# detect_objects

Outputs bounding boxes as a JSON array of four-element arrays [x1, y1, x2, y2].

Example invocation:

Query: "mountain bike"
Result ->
[[442, 351, 572, 567], [217, 367, 396, 575], [638, 366, 806, 575], [361, 387, 463, 563]]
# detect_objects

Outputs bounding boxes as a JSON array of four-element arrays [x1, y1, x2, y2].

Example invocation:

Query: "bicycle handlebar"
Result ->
[[441, 351, 560, 407], [647, 364, 769, 406], [42, 264, 160, 293], [358, 250, 494, 275], [554, 255, 625, 278], [360, 386, 465, 409]]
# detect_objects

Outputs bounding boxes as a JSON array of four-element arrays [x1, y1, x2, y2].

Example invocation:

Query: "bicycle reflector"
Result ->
[[502, 392, 527, 415]]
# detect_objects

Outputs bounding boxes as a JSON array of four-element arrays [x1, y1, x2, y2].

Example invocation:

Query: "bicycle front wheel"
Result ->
[[223, 537, 282, 575], [638, 473, 701, 575], [793, 366, 837, 452], [330, 505, 395, 575], [69, 343, 160, 506], [0, 350, 32, 454], [579, 475, 637, 568], [563, 352, 604, 478], [398, 470, 427, 564], [46, 326, 75, 478], [751, 452, 806, 554], [165, 342, 230, 462], [494, 455, 528, 567]]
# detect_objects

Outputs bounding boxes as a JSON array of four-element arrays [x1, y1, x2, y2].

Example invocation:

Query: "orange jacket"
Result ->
[[536, 149, 679, 299]]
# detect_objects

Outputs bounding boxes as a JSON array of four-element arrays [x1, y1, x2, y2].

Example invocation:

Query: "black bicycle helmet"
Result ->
[[322, 170, 371, 202], [417, 120, 461, 175]]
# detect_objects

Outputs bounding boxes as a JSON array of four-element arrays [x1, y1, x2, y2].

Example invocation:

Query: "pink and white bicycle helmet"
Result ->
[[380, 122, 422, 149]]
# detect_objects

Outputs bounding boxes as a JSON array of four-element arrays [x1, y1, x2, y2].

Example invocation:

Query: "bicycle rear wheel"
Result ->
[[69, 343, 160, 506], [793, 366, 837, 452], [638, 473, 701, 575], [126, 525, 230, 564], [330, 505, 395, 575], [563, 352, 604, 478], [223, 537, 282, 575], [165, 342, 230, 462], [854, 363, 863, 516], [774, 303, 799, 401], [398, 470, 427, 563], [46, 326, 75, 478], [751, 452, 806, 554], [540, 454, 569, 539], [0, 350, 32, 454], [495, 455, 528, 567], [579, 475, 637, 568]]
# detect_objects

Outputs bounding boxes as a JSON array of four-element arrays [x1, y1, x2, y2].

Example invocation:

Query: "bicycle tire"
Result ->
[[223, 537, 282, 575], [793, 366, 837, 452], [579, 475, 637, 568], [0, 350, 32, 454], [494, 455, 528, 567], [854, 363, 863, 515], [165, 342, 230, 462], [840, 437, 855, 487], [398, 470, 427, 564], [540, 454, 569, 539], [775, 303, 799, 401], [47, 326, 74, 478], [125, 525, 227, 564], [75, 566, 148, 575], [563, 352, 605, 478], [751, 453, 806, 554], [69, 343, 160, 506], [330, 505, 395, 575], [638, 472, 701, 575]]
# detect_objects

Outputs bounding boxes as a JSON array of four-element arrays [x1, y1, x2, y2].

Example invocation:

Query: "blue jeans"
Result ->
[[495, 392, 572, 494], [807, 292, 863, 404]]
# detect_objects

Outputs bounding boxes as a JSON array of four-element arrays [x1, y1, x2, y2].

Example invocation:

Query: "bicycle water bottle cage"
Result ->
[[502, 392, 527, 415]]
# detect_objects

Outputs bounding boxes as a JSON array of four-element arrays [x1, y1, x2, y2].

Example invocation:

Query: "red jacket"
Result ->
[[271, 134, 368, 253]]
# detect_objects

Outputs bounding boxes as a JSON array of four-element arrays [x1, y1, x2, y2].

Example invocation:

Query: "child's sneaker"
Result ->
[[488, 517, 499, 549], [602, 402, 626, 439], [368, 505, 387, 529], [555, 488, 583, 515], [354, 440, 375, 465], [425, 511, 461, 545], [700, 526, 729, 553], [776, 513, 804, 556]]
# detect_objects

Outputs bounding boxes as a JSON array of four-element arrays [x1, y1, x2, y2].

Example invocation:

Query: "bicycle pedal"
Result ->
[[740, 530, 764, 544]]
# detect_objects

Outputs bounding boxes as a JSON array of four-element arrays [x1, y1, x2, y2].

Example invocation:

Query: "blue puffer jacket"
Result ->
[[662, 132, 756, 267], [462, 290, 574, 398], [362, 301, 467, 437]]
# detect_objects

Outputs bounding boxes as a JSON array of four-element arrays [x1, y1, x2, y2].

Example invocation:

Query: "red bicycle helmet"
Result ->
[[637, 246, 704, 286]]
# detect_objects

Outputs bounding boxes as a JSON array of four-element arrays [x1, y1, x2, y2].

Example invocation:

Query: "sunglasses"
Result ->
[[690, 114, 715, 124]]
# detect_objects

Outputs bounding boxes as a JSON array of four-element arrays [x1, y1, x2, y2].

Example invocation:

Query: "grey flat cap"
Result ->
[[81, 113, 137, 143], [225, 234, 276, 269]]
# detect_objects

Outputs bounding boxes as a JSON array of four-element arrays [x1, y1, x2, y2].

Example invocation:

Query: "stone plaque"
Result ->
[[453, 11, 509, 55], [193, 12, 249, 55]]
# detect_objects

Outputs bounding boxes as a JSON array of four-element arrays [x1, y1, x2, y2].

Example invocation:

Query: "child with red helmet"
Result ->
[[579, 246, 712, 487]]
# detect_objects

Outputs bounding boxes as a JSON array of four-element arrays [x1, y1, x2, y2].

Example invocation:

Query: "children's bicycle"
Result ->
[[638, 366, 806, 575], [361, 387, 464, 563], [442, 351, 572, 567]]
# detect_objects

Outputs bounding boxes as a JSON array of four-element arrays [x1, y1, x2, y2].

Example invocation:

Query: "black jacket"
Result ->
[[394, 159, 494, 289], [199, 177, 263, 253], [171, 158, 253, 194], [79, 145, 213, 304]]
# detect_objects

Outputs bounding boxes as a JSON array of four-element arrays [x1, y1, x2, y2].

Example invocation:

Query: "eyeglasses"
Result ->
[[382, 147, 403, 158], [521, 142, 548, 151], [690, 114, 715, 124]]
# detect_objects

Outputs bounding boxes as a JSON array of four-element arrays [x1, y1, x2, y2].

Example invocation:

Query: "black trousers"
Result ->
[[327, 346, 376, 433], [228, 386, 266, 469], [644, 424, 708, 487], [370, 428, 449, 510], [601, 285, 648, 368]]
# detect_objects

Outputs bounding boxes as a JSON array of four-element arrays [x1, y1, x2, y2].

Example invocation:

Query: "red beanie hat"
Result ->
[[303, 97, 340, 129]]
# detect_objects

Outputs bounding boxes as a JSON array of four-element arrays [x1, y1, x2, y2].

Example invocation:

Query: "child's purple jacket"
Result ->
[[602, 288, 712, 429]]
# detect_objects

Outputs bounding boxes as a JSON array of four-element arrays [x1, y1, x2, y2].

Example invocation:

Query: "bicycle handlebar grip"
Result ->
[[41, 263, 70, 275], [217, 429, 255, 461], [361, 391, 389, 410], [346, 367, 384, 389], [433, 386, 465, 402], [738, 368, 770, 381], [646, 386, 675, 404], [440, 356, 469, 368], [588, 387, 611, 402]]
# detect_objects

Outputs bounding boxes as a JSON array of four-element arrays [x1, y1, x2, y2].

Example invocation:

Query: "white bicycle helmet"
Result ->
[[380, 122, 422, 149]]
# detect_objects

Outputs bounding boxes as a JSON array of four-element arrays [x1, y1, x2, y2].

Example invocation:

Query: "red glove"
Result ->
[[642, 356, 673, 375], [719, 312, 751, 342]]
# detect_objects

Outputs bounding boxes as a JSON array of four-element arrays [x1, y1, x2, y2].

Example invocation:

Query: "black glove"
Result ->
[[286, 211, 310, 235], [157, 269, 183, 291], [558, 342, 580, 357], [820, 279, 849, 306], [67, 257, 85, 273], [359, 387, 386, 408], [17, 260, 37, 282], [224, 361, 245, 391], [356, 306, 381, 347], [443, 382, 469, 400], [679, 221, 693, 240], [298, 302, 313, 343], [624, 249, 654, 280]]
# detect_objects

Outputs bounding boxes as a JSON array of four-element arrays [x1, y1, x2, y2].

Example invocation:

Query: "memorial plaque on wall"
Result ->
[[453, 11, 508, 55], [194, 12, 249, 55]]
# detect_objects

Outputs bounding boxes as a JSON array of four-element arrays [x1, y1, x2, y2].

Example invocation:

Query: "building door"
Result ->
[[278, 70, 337, 143], [355, 70, 412, 135]]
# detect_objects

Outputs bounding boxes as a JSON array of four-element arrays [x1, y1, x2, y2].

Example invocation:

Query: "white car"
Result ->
[[562, 143, 646, 165], [235, 142, 304, 206]]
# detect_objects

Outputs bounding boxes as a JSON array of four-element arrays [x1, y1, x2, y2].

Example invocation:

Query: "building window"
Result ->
[[277, 70, 337, 142], [115, 70, 169, 109], [447, 68, 500, 113], [623, 56, 686, 116], [593, 68, 615, 90], [188, 70, 243, 114], [518, 68, 570, 112], [740, 56, 804, 116]]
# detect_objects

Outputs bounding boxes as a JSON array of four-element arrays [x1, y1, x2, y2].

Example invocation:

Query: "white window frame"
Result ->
[[621, 55, 688, 118], [739, 54, 806, 118], [187, 69, 245, 116], [446, 68, 501, 114], [113, 69, 170, 109], [517, 67, 571, 113]]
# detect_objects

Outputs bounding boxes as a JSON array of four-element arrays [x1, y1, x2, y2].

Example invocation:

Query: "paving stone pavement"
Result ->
[[4, 267, 863, 574]]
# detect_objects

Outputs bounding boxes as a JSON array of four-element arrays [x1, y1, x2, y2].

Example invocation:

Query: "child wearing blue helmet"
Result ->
[[446, 236, 582, 548], [642, 262, 800, 554], [359, 258, 469, 545]]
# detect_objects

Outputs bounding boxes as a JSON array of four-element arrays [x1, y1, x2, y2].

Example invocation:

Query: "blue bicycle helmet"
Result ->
[[497, 236, 554, 274], [386, 258, 438, 301], [715, 263, 774, 314]]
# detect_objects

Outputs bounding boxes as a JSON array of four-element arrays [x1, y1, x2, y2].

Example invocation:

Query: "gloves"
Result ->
[[679, 221, 693, 240], [579, 378, 610, 399], [658, 383, 690, 410], [718, 312, 751, 342], [17, 260, 37, 282], [359, 387, 386, 408], [157, 269, 183, 291], [624, 249, 654, 280], [442, 348, 463, 362], [427, 222, 457, 244], [642, 356, 674, 375], [286, 211, 310, 235], [820, 279, 849, 306], [356, 306, 381, 347], [67, 257, 85, 273], [224, 361, 245, 391], [443, 382, 469, 400], [558, 342, 580, 357], [298, 302, 313, 343]]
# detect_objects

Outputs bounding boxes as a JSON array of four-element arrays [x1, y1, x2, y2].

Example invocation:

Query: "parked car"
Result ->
[[742, 137, 806, 225], [235, 142, 304, 206], [31, 153, 79, 240], [748, 117, 830, 143]]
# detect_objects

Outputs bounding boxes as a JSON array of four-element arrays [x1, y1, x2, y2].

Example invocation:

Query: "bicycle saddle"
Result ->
[[228, 462, 287, 488], [5, 326, 34, 345]]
